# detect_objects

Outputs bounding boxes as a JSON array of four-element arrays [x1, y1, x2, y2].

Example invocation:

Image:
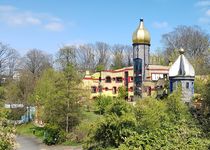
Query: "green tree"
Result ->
[[0, 102, 15, 150], [33, 65, 86, 133], [118, 86, 128, 99], [85, 92, 210, 149]]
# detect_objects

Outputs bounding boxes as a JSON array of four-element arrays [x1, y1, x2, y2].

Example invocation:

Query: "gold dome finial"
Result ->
[[132, 18, 151, 45]]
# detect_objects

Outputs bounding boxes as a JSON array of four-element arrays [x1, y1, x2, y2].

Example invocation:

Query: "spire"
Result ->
[[169, 48, 195, 77], [132, 18, 151, 45]]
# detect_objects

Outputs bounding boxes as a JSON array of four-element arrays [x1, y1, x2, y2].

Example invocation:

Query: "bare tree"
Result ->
[[95, 42, 110, 71], [0, 42, 20, 77], [23, 49, 52, 77], [77, 44, 96, 71], [8, 48, 20, 78], [162, 25, 210, 74], [124, 45, 133, 66], [111, 44, 125, 69], [56, 45, 77, 70]]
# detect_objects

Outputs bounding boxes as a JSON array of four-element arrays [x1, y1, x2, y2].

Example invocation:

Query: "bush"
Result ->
[[95, 96, 113, 115], [43, 124, 66, 145], [85, 92, 210, 149]]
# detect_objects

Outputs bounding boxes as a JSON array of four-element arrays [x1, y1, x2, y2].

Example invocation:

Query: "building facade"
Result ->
[[83, 19, 170, 100], [83, 64, 169, 100]]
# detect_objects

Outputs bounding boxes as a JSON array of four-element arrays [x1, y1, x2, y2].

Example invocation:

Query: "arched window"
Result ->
[[113, 87, 117, 94], [91, 86, 97, 93], [105, 76, 111, 83], [130, 87, 133, 92]]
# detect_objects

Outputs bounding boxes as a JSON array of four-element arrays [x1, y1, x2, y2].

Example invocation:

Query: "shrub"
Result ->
[[95, 96, 113, 115], [43, 124, 66, 145]]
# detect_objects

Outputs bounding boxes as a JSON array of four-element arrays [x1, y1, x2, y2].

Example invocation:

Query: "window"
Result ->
[[91, 86, 97, 93], [130, 77, 133, 81], [151, 74, 163, 81], [105, 76, 111, 83], [130, 87, 133, 92], [105, 87, 109, 91], [113, 87, 117, 94], [98, 86, 102, 93], [147, 87, 151, 96], [116, 77, 123, 83], [186, 82, 189, 89]]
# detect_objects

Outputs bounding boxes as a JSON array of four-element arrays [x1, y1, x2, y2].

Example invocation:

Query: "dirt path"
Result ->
[[15, 135, 82, 150]]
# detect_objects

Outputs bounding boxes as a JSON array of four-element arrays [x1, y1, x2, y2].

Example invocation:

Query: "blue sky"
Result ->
[[0, 0, 209, 55]]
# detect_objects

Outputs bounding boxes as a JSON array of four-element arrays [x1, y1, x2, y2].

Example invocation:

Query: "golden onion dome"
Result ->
[[132, 18, 151, 45]]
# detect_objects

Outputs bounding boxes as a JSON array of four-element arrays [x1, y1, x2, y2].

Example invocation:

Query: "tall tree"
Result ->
[[77, 44, 96, 71], [0, 43, 20, 78], [57, 45, 77, 70], [124, 45, 133, 66], [162, 25, 210, 74], [32, 66, 87, 132], [23, 49, 52, 78], [111, 44, 125, 69], [95, 42, 110, 70]]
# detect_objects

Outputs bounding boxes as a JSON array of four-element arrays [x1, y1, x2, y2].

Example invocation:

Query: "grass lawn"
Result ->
[[15, 109, 101, 146], [16, 123, 45, 140]]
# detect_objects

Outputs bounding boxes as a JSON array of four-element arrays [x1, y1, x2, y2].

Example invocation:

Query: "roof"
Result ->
[[169, 49, 195, 77], [132, 19, 151, 45]]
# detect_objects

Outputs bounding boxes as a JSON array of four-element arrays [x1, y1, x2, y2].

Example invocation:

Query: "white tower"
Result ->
[[169, 48, 195, 103]]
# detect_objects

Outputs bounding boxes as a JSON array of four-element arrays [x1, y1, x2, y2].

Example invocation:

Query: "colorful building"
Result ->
[[83, 19, 170, 100], [83, 65, 169, 100]]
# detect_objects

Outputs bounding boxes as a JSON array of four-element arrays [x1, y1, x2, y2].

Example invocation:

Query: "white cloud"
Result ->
[[0, 5, 16, 12], [206, 9, 210, 16], [198, 17, 210, 23], [0, 5, 65, 31], [195, 1, 210, 24], [195, 0, 210, 7], [152, 21, 168, 29], [45, 22, 64, 31]]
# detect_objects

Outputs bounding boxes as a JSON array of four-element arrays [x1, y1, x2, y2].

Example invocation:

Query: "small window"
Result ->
[[113, 87, 117, 94], [130, 87, 133, 92], [186, 82, 189, 89], [105, 76, 111, 83], [98, 86, 102, 93], [147, 87, 151, 96], [116, 77, 123, 83], [91, 86, 97, 93], [130, 77, 133, 81], [105, 87, 109, 91]]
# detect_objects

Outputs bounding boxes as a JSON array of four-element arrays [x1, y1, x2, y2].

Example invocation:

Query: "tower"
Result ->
[[169, 48, 195, 103], [132, 18, 151, 99]]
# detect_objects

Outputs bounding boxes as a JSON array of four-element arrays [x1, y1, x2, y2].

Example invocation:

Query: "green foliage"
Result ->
[[106, 99, 132, 117], [164, 89, 190, 123], [135, 98, 169, 132], [194, 77, 206, 95], [85, 92, 210, 149], [95, 96, 113, 115], [117, 86, 128, 99], [43, 124, 66, 145], [95, 64, 105, 71], [32, 65, 86, 133], [84, 99, 135, 149], [0, 106, 15, 150]]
